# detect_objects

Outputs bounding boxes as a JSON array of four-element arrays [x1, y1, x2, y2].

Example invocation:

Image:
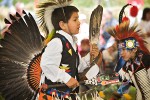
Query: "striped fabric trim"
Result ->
[[134, 68, 150, 100]]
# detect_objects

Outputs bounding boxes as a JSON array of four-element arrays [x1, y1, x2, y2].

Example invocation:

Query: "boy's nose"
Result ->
[[78, 20, 80, 25]]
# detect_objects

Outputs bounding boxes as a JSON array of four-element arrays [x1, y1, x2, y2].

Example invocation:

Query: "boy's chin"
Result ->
[[73, 32, 79, 35]]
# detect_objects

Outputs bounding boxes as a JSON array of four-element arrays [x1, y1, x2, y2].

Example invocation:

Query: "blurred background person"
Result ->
[[138, 7, 150, 36], [15, 2, 24, 16], [0, 0, 14, 8], [102, 10, 118, 49], [0, 2, 25, 39], [138, 7, 150, 51], [79, 39, 90, 57], [102, 37, 118, 76], [0, 24, 10, 38], [99, 14, 107, 50], [8, 2, 25, 16], [34, 0, 39, 8]]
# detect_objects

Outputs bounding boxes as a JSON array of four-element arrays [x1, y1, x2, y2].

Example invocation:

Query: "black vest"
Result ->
[[45, 33, 79, 96]]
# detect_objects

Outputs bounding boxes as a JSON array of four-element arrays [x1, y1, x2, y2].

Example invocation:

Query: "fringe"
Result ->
[[50, 91, 103, 100]]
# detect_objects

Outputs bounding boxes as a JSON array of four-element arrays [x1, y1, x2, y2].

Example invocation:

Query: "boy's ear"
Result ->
[[59, 21, 66, 30]]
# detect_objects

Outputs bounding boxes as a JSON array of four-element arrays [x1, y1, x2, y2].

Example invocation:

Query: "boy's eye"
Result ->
[[74, 19, 78, 21], [73, 18, 79, 21]]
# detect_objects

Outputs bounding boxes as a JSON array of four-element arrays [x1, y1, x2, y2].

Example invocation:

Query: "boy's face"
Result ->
[[120, 48, 136, 61], [64, 12, 80, 35]]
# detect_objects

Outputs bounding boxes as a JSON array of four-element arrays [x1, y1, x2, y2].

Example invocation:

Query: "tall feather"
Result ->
[[0, 12, 44, 100], [119, 4, 131, 24], [89, 5, 103, 63]]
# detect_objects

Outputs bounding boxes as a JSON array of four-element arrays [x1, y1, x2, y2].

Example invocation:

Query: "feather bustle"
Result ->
[[0, 12, 44, 100]]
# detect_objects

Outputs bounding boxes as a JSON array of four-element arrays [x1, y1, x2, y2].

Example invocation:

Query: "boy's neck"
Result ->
[[59, 30, 73, 36], [57, 30, 76, 42]]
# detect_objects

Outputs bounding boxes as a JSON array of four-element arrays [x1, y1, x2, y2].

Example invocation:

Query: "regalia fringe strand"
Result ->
[[47, 91, 103, 100]]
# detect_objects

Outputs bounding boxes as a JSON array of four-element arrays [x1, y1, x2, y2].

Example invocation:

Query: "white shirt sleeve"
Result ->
[[78, 53, 90, 73], [40, 38, 71, 84], [78, 53, 100, 80]]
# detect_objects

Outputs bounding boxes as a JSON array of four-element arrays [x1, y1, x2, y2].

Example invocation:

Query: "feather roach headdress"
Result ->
[[107, 21, 149, 54], [107, 4, 149, 54], [36, 0, 73, 37]]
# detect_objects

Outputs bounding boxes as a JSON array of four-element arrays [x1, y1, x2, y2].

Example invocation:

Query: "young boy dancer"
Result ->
[[37, 0, 102, 99]]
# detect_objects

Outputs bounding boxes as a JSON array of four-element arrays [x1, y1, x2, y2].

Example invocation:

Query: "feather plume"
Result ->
[[89, 4, 103, 63], [106, 21, 149, 54], [0, 12, 44, 100], [89, 5, 103, 44], [36, 0, 72, 37], [119, 4, 131, 24]]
